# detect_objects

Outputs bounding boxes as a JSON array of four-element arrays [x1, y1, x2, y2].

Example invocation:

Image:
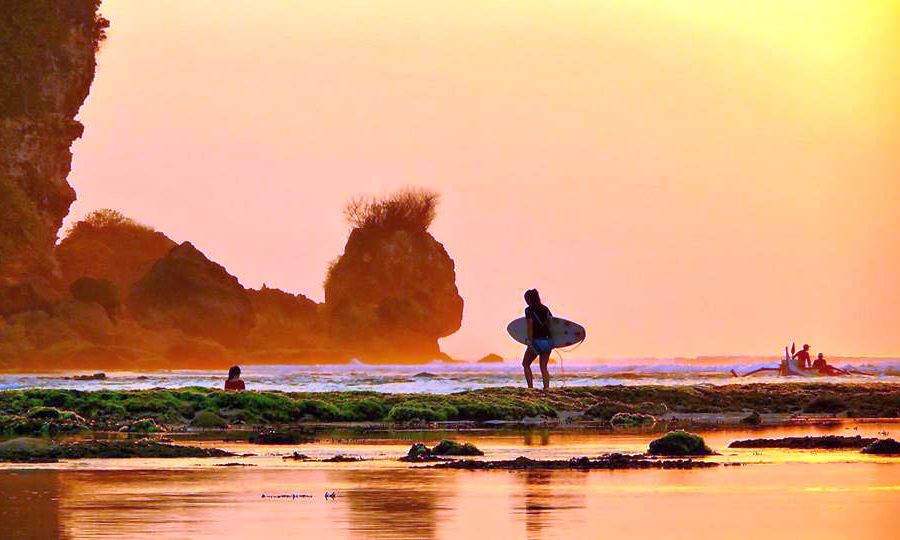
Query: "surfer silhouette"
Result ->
[[224, 365, 245, 391], [522, 289, 553, 390], [792, 344, 812, 370]]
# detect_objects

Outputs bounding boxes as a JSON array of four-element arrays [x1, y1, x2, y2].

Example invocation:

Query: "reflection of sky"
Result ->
[[1, 361, 898, 393]]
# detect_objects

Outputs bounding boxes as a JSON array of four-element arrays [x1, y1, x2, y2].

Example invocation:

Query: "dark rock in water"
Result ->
[[585, 399, 664, 424], [57, 210, 176, 292], [432, 454, 719, 470], [431, 440, 484, 456], [322, 454, 364, 462], [0, 438, 234, 463], [127, 242, 255, 347], [861, 438, 900, 455], [729, 435, 875, 449], [215, 462, 256, 467], [413, 372, 438, 378], [648, 431, 714, 456], [282, 452, 311, 461], [190, 410, 228, 428], [740, 411, 762, 425], [69, 372, 107, 381], [477, 354, 503, 363], [399, 442, 453, 462], [249, 430, 312, 445], [324, 190, 463, 362]]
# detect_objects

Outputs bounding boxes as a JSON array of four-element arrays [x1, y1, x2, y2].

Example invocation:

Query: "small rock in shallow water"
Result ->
[[861, 438, 900, 455]]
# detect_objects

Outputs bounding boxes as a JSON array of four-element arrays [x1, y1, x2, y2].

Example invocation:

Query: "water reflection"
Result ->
[[340, 470, 450, 539], [515, 470, 587, 538], [0, 470, 63, 538]]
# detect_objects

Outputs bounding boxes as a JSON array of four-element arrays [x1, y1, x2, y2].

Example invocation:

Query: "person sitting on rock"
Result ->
[[224, 365, 246, 391], [812, 353, 848, 376]]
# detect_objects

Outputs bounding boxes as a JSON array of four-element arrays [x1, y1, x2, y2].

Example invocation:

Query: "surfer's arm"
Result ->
[[526, 318, 534, 344]]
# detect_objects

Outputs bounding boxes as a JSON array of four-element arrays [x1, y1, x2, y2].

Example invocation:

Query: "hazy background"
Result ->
[[67, 0, 900, 359]]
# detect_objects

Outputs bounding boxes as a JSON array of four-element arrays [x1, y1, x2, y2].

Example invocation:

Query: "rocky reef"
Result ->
[[728, 435, 876, 449], [431, 454, 719, 470], [0, 1, 108, 310], [0, 437, 234, 463]]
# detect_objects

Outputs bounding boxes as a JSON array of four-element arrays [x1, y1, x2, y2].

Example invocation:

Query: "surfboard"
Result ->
[[507, 317, 586, 348]]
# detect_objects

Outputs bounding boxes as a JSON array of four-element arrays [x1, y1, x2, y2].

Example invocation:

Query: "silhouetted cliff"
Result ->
[[325, 190, 464, 361], [56, 209, 177, 291], [127, 242, 255, 348], [0, 1, 108, 311]]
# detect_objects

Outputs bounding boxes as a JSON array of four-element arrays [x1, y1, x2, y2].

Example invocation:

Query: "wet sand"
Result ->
[[1, 422, 898, 538]]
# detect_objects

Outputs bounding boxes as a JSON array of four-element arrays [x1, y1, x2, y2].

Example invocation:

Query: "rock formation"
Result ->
[[127, 242, 255, 347], [324, 190, 464, 361], [0, 1, 108, 312], [245, 286, 322, 351], [56, 209, 176, 291]]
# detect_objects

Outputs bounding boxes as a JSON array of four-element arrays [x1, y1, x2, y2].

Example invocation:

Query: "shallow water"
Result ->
[[2, 361, 898, 393], [2, 423, 898, 539]]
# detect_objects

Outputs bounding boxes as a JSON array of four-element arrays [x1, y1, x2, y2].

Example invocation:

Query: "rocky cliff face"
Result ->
[[325, 227, 464, 361], [56, 210, 177, 292], [0, 1, 108, 309], [127, 242, 255, 348]]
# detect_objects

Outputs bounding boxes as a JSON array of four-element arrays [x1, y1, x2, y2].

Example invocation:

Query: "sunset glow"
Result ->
[[68, 0, 900, 358]]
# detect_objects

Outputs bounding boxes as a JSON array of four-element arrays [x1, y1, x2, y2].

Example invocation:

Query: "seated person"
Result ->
[[812, 353, 847, 376], [792, 344, 812, 370], [224, 365, 246, 391]]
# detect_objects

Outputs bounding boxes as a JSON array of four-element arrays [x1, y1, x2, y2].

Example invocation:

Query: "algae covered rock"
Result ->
[[610, 412, 655, 428], [431, 440, 484, 456], [190, 410, 228, 428], [648, 430, 713, 456], [118, 417, 164, 433], [740, 411, 762, 425], [127, 242, 254, 347], [861, 438, 900, 455], [0, 438, 235, 463]]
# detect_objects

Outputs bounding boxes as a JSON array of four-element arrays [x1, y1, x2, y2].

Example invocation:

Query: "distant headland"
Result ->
[[0, 2, 462, 369]]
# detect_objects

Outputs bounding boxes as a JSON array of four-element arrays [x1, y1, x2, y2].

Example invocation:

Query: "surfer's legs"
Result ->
[[539, 353, 551, 390], [522, 347, 538, 388]]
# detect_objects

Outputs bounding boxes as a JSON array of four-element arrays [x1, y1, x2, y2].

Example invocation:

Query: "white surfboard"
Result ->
[[507, 317, 586, 348]]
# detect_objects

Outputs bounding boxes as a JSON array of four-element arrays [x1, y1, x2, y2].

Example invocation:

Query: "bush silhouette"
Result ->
[[344, 188, 438, 231]]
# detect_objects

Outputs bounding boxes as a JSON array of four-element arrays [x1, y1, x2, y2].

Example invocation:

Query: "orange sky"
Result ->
[[67, 1, 900, 359]]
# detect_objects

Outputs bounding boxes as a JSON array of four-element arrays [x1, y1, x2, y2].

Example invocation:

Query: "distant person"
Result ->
[[792, 344, 812, 370], [812, 353, 848, 376], [224, 365, 245, 391], [522, 289, 554, 390]]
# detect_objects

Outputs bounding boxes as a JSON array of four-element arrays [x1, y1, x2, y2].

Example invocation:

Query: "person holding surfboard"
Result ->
[[522, 288, 554, 390]]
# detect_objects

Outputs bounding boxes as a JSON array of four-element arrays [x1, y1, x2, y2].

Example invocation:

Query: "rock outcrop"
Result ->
[[127, 242, 254, 347], [56, 209, 176, 291], [0, 1, 108, 312], [325, 194, 463, 361], [245, 286, 322, 350]]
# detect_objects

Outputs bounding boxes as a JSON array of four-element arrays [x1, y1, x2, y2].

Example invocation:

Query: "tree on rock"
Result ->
[[57, 209, 176, 292], [324, 188, 463, 362]]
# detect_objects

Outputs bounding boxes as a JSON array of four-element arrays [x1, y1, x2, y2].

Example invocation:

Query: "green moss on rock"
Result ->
[[648, 430, 713, 456]]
